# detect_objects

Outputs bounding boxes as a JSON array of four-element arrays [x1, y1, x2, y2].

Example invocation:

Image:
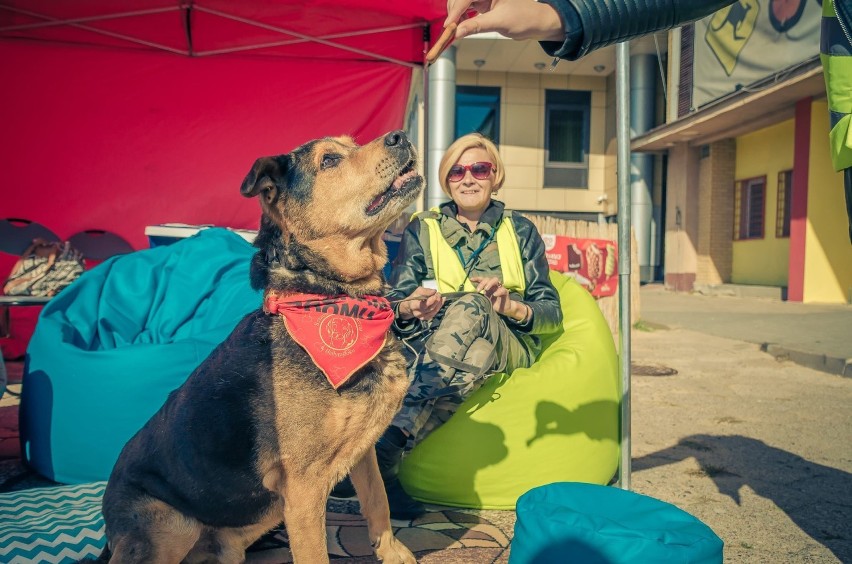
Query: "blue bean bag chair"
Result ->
[[399, 272, 620, 509], [19, 229, 262, 484], [511, 482, 723, 564]]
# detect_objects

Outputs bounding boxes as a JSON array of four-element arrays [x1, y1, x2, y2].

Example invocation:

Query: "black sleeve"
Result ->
[[539, 0, 737, 61], [538, 0, 584, 61], [386, 219, 428, 335], [508, 216, 563, 336]]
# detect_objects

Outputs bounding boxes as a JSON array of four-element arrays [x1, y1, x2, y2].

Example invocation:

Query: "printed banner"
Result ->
[[692, 0, 820, 108], [542, 234, 618, 297]]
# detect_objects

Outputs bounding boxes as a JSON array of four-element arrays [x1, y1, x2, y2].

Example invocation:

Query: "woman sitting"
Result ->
[[333, 133, 562, 518]]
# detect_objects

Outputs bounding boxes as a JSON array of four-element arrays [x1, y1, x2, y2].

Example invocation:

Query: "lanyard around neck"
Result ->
[[453, 225, 497, 290]]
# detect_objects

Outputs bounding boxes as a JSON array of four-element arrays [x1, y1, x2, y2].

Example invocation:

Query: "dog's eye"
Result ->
[[320, 154, 341, 170]]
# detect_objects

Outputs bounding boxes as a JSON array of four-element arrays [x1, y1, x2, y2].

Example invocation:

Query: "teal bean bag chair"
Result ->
[[20, 229, 262, 484], [399, 272, 620, 509], [511, 482, 723, 563]]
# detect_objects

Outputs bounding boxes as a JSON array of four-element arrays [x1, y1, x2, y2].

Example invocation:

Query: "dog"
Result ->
[[101, 130, 423, 563]]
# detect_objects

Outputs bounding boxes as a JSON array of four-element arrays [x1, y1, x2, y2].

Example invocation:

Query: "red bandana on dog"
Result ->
[[264, 290, 394, 389]]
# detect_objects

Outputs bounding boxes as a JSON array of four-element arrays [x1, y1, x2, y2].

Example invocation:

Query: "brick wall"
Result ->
[[696, 139, 735, 284]]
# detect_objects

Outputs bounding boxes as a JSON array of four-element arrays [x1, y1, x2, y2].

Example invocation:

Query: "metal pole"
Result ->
[[422, 26, 430, 211], [630, 54, 657, 283], [615, 41, 632, 491], [426, 45, 456, 210]]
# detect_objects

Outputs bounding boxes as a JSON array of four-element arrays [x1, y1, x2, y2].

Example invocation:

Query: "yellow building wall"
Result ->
[[803, 99, 852, 303], [457, 70, 612, 215], [732, 120, 794, 286]]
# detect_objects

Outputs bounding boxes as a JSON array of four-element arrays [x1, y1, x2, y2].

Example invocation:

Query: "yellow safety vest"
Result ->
[[417, 209, 526, 294]]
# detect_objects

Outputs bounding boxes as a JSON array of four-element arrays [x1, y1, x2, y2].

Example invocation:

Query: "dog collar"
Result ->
[[264, 290, 394, 389]]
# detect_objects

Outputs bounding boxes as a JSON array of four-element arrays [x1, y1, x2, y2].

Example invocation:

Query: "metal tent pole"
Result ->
[[426, 46, 457, 210], [422, 26, 430, 209], [615, 40, 632, 491]]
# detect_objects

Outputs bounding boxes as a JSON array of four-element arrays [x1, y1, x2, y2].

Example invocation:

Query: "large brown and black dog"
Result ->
[[101, 131, 422, 563]]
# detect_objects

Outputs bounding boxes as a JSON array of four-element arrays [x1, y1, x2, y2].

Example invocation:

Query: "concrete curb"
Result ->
[[760, 343, 852, 378], [693, 283, 785, 300], [634, 325, 852, 378]]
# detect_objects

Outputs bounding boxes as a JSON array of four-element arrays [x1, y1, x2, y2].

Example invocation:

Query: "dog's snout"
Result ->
[[384, 130, 407, 148]]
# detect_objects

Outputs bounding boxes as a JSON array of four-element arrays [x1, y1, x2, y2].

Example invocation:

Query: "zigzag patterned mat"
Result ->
[[0, 482, 106, 564], [0, 482, 511, 563]]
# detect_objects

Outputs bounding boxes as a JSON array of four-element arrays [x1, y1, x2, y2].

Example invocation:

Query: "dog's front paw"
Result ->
[[373, 531, 417, 563]]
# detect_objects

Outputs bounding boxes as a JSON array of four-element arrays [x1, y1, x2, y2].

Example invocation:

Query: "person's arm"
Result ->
[[386, 221, 425, 303], [540, 0, 737, 61], [510, 216, 563, 336], [388, 219, 448, 326], [446, 0, 736, 62]]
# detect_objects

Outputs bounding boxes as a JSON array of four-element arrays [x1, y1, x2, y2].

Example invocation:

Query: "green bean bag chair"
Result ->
[[399, 272, 620, 509]]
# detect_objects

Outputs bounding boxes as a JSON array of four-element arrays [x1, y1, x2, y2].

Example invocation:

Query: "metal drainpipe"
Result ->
[[630, 54, 657, 283], [426, 45, 456, 210]]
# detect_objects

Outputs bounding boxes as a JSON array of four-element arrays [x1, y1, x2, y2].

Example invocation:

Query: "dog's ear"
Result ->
[[240, 155, 289, 205]]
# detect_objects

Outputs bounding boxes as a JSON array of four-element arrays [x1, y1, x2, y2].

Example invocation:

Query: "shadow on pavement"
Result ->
[[633, 434, 852, 562]]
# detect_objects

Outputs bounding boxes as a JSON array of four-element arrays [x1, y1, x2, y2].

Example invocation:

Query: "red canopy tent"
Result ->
[[1, 0, 445, 250], [0, 0, 444, 356]]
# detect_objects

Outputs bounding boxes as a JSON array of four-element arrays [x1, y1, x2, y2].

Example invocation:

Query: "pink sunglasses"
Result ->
[[448, 161, 495, 182]]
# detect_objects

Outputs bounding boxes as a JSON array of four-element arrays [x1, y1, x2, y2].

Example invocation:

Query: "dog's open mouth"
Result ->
[[365, 160, 419, 216]]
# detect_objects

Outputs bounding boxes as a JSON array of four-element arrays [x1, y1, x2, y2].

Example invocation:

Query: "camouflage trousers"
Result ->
[[391, 292, 533, 449]]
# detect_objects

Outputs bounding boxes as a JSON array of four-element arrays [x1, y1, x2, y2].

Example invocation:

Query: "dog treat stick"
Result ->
[[425, 23, 457, 65]]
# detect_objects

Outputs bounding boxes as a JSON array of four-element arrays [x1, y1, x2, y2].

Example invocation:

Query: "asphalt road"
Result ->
[[630, 325, 852, 563]]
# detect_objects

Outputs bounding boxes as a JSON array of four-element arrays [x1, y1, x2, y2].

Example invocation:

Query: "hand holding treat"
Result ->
[[425, 23, 457, 65], [444, 0, 565, 41]]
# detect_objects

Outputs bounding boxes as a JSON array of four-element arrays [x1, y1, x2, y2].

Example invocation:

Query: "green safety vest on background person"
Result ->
[[416, 209, 526, 295], [822, 0, 852, 172]]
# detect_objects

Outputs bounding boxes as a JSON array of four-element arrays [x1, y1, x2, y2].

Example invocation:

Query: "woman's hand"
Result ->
[[399, 286, 445, 321], [470, 276, 530, 322], [445, 0, 564, 41]]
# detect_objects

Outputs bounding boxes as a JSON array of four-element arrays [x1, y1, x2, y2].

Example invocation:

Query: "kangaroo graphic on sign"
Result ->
[[705, 0, 759, 76], [711, 1, 752, 39]]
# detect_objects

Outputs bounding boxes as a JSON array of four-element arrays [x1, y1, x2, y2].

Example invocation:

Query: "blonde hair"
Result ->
[[438, 133, 505, 196]]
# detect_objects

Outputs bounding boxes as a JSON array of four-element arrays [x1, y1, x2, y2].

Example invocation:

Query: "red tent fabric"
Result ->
[[2, 43, 413, 248], [1, 0, 445, 248], [0, 0, 445, 357]]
